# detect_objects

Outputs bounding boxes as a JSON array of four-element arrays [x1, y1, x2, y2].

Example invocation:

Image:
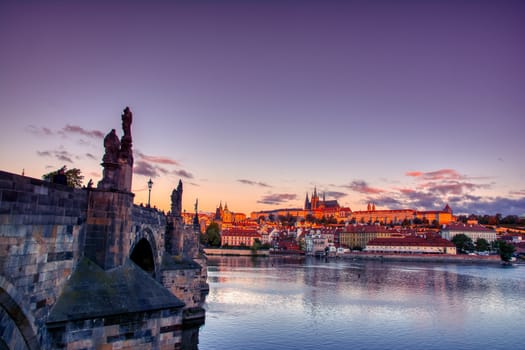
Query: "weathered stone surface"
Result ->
[[47, 258, 184, 323]]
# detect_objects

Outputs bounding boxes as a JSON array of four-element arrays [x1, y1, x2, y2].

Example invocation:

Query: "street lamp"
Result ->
[[147, 178, 153, 207]]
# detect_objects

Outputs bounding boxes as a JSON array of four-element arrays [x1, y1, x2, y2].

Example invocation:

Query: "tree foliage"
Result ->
[[202, 222, 221, 247], [451, 234, 474, 253], [475, 238, 490, 252], [42, 166, 84, 188], [497, 240, 516, 262]]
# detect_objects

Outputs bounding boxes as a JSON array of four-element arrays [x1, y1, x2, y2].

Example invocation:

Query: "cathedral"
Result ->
[[304, 187, 341, 211]]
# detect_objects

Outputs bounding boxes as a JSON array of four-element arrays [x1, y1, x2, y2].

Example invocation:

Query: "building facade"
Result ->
[[440, 223, 497, 242], [221, 228, 261, 247], [365, 236, 457, 255]]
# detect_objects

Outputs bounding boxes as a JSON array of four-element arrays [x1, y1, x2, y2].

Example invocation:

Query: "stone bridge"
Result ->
[[0, 108, 207, 349]]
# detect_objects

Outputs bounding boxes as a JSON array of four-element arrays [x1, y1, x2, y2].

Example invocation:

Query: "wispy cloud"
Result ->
[[420, 181, 487, 196], [238, 179, 271, 187], [136, 151, 179, 165], [405, 169, 462, 180], [257, 193, 297, 205], [343, 180, 384, 194], [324, 191, 347, 199], [60, 125, 104, 139], [25, 125, 53, 136], [134, 161, 158, 178], [510, 190, 525, 196], [174, 169, 194, 179], [85, 153, 97, 160], [37, 149, 74, 163]]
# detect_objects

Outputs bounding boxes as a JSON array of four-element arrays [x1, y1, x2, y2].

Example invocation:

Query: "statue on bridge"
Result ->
[[98, 107, 134, 191], [119, 107, 133, 166], [171, 180, 183, 218], [102, 129, 120, 164]]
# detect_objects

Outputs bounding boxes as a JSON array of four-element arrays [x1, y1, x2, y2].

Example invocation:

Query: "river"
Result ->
[[198, 256, 525, 350]]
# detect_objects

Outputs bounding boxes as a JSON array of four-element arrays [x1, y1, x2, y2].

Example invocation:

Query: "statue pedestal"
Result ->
[[97, 162, 120, 190]]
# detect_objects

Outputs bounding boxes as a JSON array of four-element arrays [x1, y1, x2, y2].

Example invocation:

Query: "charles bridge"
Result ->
[[0, 108, 208, 349]]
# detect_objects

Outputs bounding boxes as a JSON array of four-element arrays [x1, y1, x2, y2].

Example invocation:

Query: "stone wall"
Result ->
[[47, 308, 183, 350], [0, 170, 87, 348]]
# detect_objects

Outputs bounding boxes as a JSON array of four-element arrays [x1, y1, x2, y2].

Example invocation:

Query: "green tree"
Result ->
[[204, 222, 221, 247], [475, 238, 490, 252], [306, 214, 316, 223], [251, 238, 262, 252], [42, 166, 84, 188], [497, 240, 516, 262], [451, 234, 474, 253]]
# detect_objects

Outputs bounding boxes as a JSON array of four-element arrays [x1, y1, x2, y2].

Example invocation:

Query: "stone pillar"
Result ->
[[84, 189, 134, 270]]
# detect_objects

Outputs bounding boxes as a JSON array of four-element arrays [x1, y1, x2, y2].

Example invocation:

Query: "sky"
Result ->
[[1, 0, 524, 217]]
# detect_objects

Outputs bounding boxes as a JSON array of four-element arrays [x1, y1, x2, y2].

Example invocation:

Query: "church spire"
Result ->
[[304, 192, 310, 210]]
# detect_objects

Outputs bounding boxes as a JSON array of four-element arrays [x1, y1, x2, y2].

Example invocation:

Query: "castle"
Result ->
[[251, 187, 454, 226]]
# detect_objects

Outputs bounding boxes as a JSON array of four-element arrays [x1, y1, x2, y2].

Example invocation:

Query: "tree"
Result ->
[[475, 238, 490, 252], [204, 222, 221, 247], [451, 234, 474, 253], [306, 213, 316, 223], [42, 166, 84, 188], [251, 238, 262, 252], [497, 240, 515, 262]]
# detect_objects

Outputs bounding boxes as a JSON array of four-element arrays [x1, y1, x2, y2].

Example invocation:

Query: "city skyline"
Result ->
[[1, 0, 524, 216]]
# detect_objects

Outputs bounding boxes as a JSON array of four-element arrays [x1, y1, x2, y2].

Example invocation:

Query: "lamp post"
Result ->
[[147, 178, 153, 207]]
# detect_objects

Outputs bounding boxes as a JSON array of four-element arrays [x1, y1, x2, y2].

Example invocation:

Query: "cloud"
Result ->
[[367, 195, 403, 208], [37, 149, 74, 163], [421, 181, 485, 196], [174, 169, 194, 179], [136, 151, 179, 165], [37, 151, 52, 157], [454, 196, 525, 216], [510, 190, 525, 196], [324, 191, 347, 199], [406, 169, 462, 180], [60, 125, 104, 139], [85, 153, 97, 160], [257, 193, 297, 205], [238, 179, 271, 187], [343, 180, 384, 194], [134, 161, 158, 178], [25, 125, 53, 136]]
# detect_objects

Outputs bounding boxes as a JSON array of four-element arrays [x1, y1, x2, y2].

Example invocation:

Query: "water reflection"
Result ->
[[199, 256, 525, 350]]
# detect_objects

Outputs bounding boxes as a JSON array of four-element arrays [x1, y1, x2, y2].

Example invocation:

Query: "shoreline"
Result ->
[[204, 248, 515, 265], [337, 252, 503, 264]]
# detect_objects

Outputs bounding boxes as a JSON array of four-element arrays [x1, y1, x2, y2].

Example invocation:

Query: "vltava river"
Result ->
[[199, 256, 525, 350]]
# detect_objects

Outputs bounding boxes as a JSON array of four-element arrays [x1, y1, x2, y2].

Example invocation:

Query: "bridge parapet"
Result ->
[[0, 170, 87, 349]]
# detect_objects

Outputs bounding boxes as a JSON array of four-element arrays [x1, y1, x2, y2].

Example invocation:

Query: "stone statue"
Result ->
[[121, 107, 132, 140], [102, 129, 120, 163], [119, 107, 133, 165], [171, 180, 183, 217], [98, 107, 134, 191], [193, 198, 200, 233]]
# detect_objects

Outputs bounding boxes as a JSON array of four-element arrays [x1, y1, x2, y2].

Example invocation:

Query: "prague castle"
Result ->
[[251, 187, 455, 226]]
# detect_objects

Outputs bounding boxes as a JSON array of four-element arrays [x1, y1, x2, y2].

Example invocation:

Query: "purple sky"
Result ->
[[1, 0, 524, 216]]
